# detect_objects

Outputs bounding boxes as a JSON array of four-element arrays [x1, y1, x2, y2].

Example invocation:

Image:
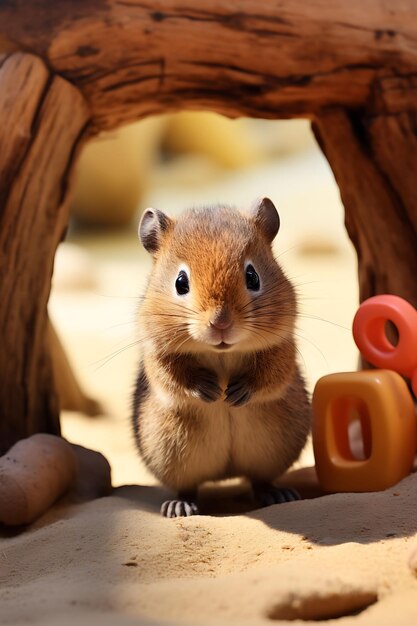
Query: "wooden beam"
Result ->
[[0, 53, 90, 453], [314, 105, 417, 306], [1, 2, 417, 130]]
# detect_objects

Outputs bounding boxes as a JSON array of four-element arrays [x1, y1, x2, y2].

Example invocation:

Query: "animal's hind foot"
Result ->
[[253, 484, 301, 508], [160, 499, 199, 518]]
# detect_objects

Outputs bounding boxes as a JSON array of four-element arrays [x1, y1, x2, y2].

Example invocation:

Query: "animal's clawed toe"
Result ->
[[254, 485, 301, 508], [192, 368, 222, 403], [225, 376, 252, 407], [160, 499, 199, 518]]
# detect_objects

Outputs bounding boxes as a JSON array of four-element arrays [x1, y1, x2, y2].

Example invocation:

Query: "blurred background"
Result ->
[[49, 112, 359, 486]]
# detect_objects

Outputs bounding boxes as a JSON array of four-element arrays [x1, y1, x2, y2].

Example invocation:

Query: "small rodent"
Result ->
[[132, 197, 311, 517]]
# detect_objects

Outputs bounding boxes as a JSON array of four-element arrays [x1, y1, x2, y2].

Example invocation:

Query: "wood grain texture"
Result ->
[[314, 104, 417, 307], [1, 1, 417, 130], [0, 53, 90, 453]]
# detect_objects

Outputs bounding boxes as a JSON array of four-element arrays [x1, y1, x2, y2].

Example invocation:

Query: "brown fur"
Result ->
[[132, 201, 311, 494]]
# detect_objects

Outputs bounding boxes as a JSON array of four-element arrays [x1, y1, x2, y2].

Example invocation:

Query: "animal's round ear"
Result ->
[[138, 208, 172, 254], [248, 197, 280, 243]]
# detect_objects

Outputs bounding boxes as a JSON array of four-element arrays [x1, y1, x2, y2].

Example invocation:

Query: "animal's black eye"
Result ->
[[175, 270, 190, 295], [245, 264, 260, 291]]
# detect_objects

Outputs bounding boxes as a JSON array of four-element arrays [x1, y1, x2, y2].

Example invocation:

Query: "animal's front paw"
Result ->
[[189, 368, 222, 403], [253, 485, 301, 508], [225, 375, 253, 407], [161, 499, 199, 517]]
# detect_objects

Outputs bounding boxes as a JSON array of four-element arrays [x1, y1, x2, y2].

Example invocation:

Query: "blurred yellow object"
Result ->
[[163, 112, 261, 169], [71, 117, 166, 228], [163, 112, 314, 169]]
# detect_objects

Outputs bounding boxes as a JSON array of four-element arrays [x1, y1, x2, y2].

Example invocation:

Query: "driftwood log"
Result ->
[[1, 1, 417, 452]]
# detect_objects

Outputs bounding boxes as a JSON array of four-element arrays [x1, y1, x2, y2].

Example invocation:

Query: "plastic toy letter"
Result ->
[[312, 370, 416, 492], [352, 294, 417, 396]]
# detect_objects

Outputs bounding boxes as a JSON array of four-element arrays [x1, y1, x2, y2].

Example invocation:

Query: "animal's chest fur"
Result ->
[[142, 391, 290, 491], [137, 351, 299, 491], [192, 398, 288, 479], [195, 353, 286, 475]]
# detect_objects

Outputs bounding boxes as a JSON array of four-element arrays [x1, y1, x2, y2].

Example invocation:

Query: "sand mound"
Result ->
[[1, 470, 417, 626]]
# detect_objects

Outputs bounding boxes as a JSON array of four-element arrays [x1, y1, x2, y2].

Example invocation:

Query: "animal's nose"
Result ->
[[210, 310, 233, 330]]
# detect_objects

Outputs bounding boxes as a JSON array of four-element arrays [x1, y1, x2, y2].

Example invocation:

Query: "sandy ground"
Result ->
[[2, 138, 417, 625]]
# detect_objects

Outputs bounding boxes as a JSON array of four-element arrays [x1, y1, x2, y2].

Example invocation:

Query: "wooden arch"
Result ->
[[1, 1, 416, 451]]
